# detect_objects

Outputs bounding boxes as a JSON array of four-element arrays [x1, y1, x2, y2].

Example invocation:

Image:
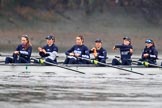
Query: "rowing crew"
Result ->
[[4, 34, 160, 67]]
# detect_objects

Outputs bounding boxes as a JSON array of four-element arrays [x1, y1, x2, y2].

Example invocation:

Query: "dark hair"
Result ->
[[77, 35, 84, 43], [151, 40, 155, 47], [21, 34, 32, 50]]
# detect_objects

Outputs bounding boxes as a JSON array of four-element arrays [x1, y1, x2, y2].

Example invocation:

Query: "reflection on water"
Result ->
[[0, 71, 162, 108]]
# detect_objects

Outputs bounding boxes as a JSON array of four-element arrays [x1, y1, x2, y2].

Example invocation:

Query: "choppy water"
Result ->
[[0, 70, 162, 108]]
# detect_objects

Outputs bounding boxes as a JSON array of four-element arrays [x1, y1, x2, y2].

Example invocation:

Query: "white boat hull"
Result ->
[[0, 64, 162, 76]]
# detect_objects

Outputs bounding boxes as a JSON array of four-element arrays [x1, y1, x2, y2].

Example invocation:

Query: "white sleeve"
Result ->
[[46, 51, 58, 60]]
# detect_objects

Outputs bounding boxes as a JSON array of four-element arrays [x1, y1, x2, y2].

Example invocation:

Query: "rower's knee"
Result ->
[[112, 59, 120, 65], [5, 57, 13, 64]]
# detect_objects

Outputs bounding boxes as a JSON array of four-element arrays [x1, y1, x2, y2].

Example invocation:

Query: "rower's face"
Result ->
[[123, 40, 130, 45], [95, 42, 102, 49], [47, 39, 54, 45], [76, 37, 83, 45], [146, 43, 152, 48], [21, 37, 28, 45]]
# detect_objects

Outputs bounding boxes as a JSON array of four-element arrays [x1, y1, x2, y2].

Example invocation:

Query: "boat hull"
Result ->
[[0, 64, 162, 76]]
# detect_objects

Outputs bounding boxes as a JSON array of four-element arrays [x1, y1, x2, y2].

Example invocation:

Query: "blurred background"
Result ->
[[0, 0, 162, 54]]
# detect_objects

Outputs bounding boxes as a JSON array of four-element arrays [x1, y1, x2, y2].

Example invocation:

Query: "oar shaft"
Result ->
[[31, 58, 85, 74], [79, 57, 144, 75]]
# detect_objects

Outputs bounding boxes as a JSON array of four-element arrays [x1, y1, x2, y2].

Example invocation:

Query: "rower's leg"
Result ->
[[63, 58, 70, 64], [13, 54, 18, 63], [122, 60, 131, 65], [45, 58, 57, 64], [5, 57, 13, 64], [18, 57, 29, 63], [68, 58, 77, 64], [112, 58, 120, 65]]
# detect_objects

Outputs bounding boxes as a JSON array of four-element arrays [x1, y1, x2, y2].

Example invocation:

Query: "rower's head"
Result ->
[[45, 35, 55, 46], [76, 35, 84, 45], [95, 38, 102, 49], [21, 34, 30, 45], [123, 36, 131, 45], [145, 39, 154, 48]]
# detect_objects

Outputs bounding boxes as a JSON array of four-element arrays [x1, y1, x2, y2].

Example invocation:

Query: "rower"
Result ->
[[89, 38, 107, 64], [5, 34, 32, 64], [112, 36, 133, 65], [37, 35, 58, 64], [138, 39, 158, 66], [64, 35, 90, 64]]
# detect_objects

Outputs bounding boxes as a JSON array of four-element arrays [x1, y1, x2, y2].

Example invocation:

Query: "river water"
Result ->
[[0, 54, 162, 108], [0, 70, 162, 108]]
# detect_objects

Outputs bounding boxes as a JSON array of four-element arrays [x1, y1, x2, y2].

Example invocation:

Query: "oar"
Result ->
[[132, 60, 162, 68], [31, 58, 85, 74], [115, 56, 162, 68], [78, 57, 144, 75]]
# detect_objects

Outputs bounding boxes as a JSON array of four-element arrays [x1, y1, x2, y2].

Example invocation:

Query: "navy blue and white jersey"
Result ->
[[65, 45, 90, 58], [141, 46, 158, 61], [39, 44, 58, 61], [115, 44, 133, 60], [16, 44, 32, 61], [90, 47, 107, 61]]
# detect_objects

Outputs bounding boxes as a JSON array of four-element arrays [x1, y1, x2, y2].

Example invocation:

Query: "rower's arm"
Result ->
[[81, 47, 90, 58], [19, 46, 32, 57], [65, 46, 74, 55], [98, 50, 107, 59], [149, 49, 158, 59]]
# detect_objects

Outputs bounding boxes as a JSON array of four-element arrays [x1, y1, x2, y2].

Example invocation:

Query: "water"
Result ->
[[0, 70, 162, 108], [0, 53, 162, 108]]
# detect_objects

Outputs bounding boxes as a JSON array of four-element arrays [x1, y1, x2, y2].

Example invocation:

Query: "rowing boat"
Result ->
[[0, 63, 161, 75]]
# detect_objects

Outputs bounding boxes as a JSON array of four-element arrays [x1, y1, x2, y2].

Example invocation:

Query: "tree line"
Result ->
[[0, 0, 162, 24]]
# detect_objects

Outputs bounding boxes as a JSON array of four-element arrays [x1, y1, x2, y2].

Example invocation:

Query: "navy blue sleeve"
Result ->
[[53, 45, 58, 52], [98, 49, 107, 59], [19, 46, 32, 58], [149, 48, 158, 60], [115, 44, 133, 50], [81, 46, 90, 58], [65, 45, 75, 55], [15, 44, 21, 51]]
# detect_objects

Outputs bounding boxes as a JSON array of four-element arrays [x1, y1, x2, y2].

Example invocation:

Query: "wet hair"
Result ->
[[21, 34, 32, 50], [77, 35, 84, 43]]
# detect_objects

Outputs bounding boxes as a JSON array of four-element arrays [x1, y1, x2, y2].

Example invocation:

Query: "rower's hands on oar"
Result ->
[[143, 53, 149, 58], [113, 46, 117, 50], [38, 47, 46, 54], [14, 51, 19, 55], [91, 47, 97, 57], [69, 52, 80, 57], [130, 49, 133, 54]]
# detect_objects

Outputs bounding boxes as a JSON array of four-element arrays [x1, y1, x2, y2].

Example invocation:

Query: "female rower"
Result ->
[[139, 39, 158, 66], [64, 35, 90, 64], [89, 38, 107, 63], [112, 36, 133, 65], [5, 34, 32, 64], [37, 35, 58, 64]]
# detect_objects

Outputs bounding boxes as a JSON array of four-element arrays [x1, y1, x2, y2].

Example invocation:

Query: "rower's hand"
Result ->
[[42, 49, 46, 54], [91, 47, 96, 52], [74, 53, 80, 57], [143, 53, 149, 58], [93, 52, 98, 57], [113, 46, 117, 50], [38, 47, 43, 52], [130, 49, 133, 54], [14, 51, 19, 54], [69, 53, 75, 56]]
